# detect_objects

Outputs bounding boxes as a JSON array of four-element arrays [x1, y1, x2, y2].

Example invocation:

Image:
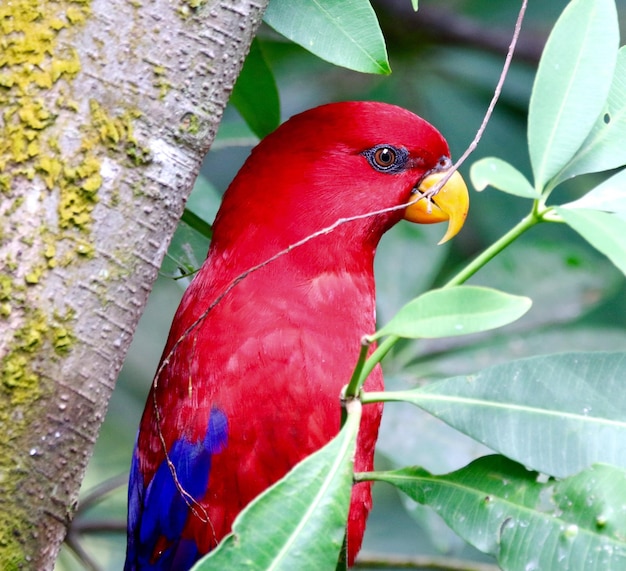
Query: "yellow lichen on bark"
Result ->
[[1, 0, 92, 362], [0, 0, 150, 474], [0, 2, 92, 564], [0, 1, 85, 164]]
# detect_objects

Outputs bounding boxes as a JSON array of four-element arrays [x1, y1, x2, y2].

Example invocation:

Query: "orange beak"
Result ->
[[404, 170, 469, 244]]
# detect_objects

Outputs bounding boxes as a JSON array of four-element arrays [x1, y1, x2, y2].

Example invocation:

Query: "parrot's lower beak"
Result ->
[[404, 170, 469, 244]]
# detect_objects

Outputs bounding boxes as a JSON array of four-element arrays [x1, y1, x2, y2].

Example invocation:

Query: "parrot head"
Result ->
[[213, 101, 469, 257]]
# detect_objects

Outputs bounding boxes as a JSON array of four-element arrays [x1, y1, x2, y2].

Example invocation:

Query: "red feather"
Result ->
[[125, 101, 454, 569]]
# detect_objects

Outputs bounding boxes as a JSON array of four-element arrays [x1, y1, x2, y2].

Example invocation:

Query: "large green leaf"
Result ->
[[372, 286, 531, 341], [470, 157, 539, 199], [363, 456, 626, 570], [263, 0, 390, 75], [558, 47, 626, 181], [191, 401, 361, 570], [395, 326, 626, 393], [528, 0, 618, 191], [378, 325, 626, 479], [556, 207, 626, 276], [230, 38, 280, 139], [365, 352, 626, 478]]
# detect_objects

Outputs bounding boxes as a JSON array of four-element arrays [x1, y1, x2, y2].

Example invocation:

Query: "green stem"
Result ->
[[346, 204, 545, 407], [361, 390, 411, 405], [444, 209, 539, 287], [344, 341, 370, 403], [344, 335, 398, 398]]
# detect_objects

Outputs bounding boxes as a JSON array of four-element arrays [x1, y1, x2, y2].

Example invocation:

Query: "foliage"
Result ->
[[58, 0, 626, 570], [365, 457, 626, 570]]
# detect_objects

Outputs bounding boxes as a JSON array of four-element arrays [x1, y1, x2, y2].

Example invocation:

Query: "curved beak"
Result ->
[[404, 170, 469, 244]]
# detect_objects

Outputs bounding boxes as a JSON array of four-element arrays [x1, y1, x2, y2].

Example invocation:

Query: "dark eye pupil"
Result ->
[[375, 147, 395, 167], [363, 145, 407, 173]]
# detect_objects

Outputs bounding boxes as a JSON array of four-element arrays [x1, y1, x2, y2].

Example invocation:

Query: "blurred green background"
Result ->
[[56, 1, 626, 569]]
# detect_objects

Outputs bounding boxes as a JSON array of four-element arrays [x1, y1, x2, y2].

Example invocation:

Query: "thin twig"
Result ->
[[151, 197, 436, 511], [451, 0, 528, 174], [70, 519, 127, 534], [63, 533, 103, 571], [423, 0, 528, 197], [64, 476, 128, 569], [75, 473, 128, 514], [350, 0, 529, 397]]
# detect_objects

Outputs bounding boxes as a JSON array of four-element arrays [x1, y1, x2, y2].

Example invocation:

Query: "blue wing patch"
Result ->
[[125, 407, 228, 570]]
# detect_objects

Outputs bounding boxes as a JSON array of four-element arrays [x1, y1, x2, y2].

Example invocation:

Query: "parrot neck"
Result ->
[[208, 202, 391, 283], [208, 225, 379, 288], [172, 225, 380, 360]]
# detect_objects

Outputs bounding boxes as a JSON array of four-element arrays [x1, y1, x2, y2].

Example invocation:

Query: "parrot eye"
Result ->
[[362, 145, 408, 173], [374, 147, 396, 167]]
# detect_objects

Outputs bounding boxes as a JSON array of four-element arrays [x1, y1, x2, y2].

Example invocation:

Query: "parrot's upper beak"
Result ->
[[404, 169, 469, 244]]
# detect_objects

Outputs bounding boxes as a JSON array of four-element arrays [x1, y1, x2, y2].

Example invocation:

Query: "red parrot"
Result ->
[[124, 101, 468, 570]]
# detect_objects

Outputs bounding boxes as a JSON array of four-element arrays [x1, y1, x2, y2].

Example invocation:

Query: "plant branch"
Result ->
[[75, 473, 128, 515], [443, 209, 539, 287], [353, 207, 538, 405], [69, 519, 127, 534], [358, 204, 543, 409], [359, 335, 397, 385], [361, 390, 410, 405], [345, 335, 399, 400], [449, 0, 528, 176], [63, 533, 102, 571], [345, 340, 371, 400]]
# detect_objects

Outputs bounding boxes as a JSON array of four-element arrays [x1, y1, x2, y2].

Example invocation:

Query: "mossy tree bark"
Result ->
[[0, 0, 267, 567]]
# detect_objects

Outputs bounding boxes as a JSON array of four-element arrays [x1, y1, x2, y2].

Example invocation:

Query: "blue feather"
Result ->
[[125, 408, 228, 570]]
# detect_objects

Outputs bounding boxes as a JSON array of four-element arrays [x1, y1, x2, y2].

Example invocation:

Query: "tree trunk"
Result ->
[[0, 0, 267, 567]]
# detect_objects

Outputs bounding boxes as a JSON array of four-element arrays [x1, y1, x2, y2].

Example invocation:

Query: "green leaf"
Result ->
[[528, 0, 618, 191], [470, 157, 539, 198], [364, 456, 626, 570], [191, 401, 362, 570], [230, 38, 280, 139], [372, 286, 532, 341], [379, 325, 626, 472], [161, 174, 219, 279], [558, 47, 626, 181], [370, 352, 626, 478], [556, 207, 626, 276], [561, 167, 626, 217], [263, 0, 391, 75]]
